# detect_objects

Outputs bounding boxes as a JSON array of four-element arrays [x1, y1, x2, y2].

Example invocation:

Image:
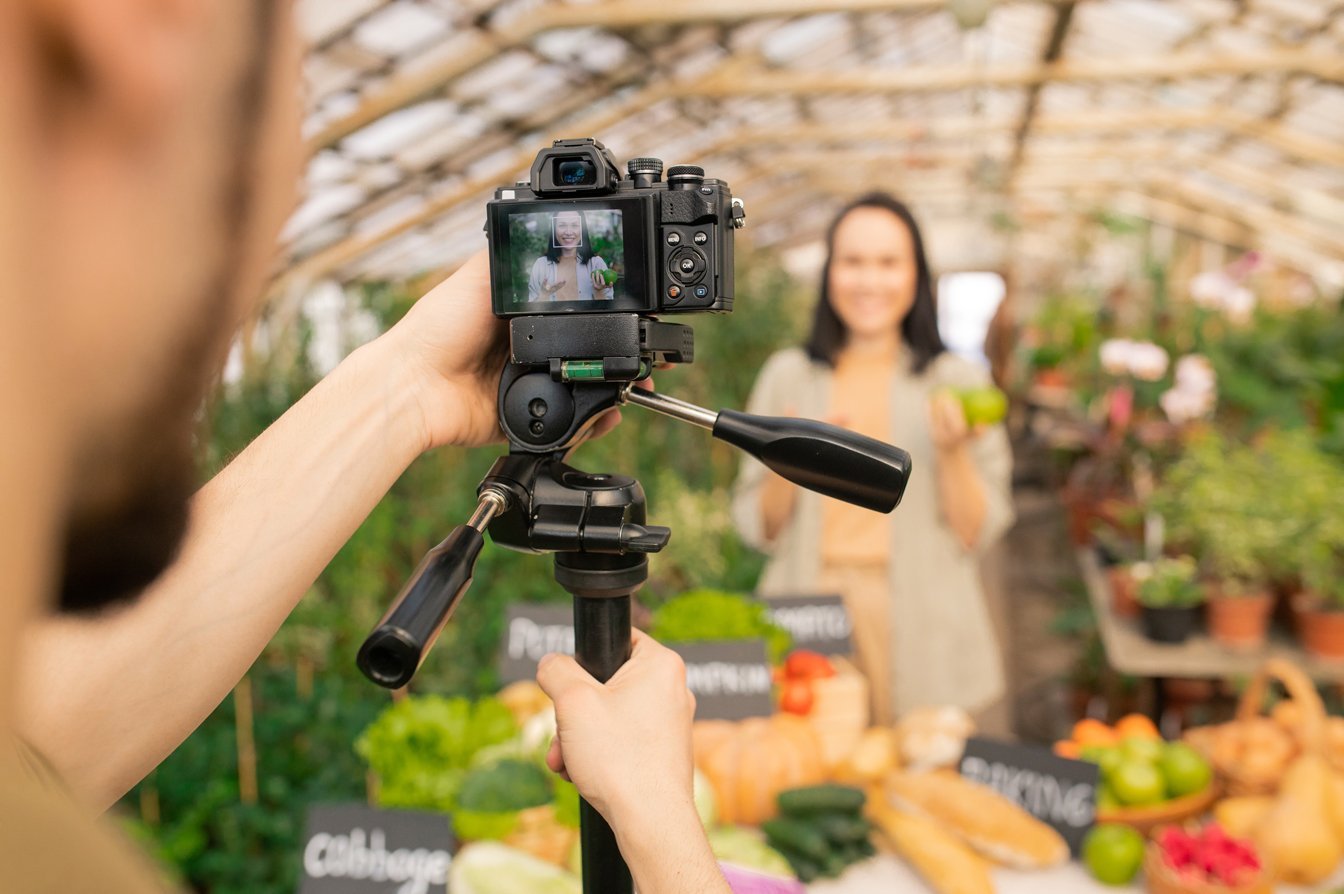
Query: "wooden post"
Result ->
[[234, 675, 259, 806]]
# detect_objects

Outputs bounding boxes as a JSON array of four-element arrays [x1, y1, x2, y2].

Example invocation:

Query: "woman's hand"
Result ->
[[591, 267, 614, 297], [541, 278, 567, 298], [928, 390, 979, 453]]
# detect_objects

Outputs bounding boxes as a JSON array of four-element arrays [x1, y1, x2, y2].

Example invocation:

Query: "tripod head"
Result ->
[[356, 373, 912, 689]]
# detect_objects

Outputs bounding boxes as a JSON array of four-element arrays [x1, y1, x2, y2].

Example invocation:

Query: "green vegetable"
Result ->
[[706, 825, 794, 879], [650, 589, 792, 663], [775, 848, 820, 883], [450, 842, 581, 894], [813, 812, 872, 845], [457, 759, 552, 813], [777, 784, 867, 817], [355, 695, 518, 812], [821, 851, 848, 879], [762, 818, 828, 863], [553, 779, 581, 829]]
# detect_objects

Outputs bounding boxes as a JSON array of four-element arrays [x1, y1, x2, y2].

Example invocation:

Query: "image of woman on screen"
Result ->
[[527, 210, 615, 302]]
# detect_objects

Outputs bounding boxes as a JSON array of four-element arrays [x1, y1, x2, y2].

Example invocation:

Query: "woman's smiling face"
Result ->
[[554, 211, 582, 248], [827, 206, 918, 340]]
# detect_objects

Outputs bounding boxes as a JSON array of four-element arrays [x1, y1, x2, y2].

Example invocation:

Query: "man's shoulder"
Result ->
[[0, 761, 173, 893]]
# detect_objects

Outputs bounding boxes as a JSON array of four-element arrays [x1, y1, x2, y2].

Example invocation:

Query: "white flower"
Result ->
[[1174, 355, 1216, 396], [1129, 342, 1170, 382], [1160, 384, 1215, 424], [1191, 271, 1236, 309], [1224, 286, 1256, 324], [1100, 339, 1135, 375]]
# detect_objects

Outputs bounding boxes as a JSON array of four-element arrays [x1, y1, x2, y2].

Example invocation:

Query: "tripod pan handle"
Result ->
[[357, 525, 484, 689]]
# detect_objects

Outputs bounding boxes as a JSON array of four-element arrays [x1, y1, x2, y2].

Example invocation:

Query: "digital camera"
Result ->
[[486, 138, 745, 317]]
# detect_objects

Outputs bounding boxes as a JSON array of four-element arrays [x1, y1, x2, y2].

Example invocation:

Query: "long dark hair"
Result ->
[[804, 192, 945, 374], [544, 211, 595, 264]]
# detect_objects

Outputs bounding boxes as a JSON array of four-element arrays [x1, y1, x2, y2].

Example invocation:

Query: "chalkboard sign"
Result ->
[[298, 804, 454, 894], [498, 603, 574, 684], [763, 594, 853, 655], [668, 639, 774, 721], [958, 737, 1099, 856]]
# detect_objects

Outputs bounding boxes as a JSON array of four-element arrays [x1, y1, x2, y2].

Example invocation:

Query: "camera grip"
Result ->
[[713, 410, 912, 513]]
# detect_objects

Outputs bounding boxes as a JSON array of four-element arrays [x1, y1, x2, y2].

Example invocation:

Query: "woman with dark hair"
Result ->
[[731, 193, 1014, 727], [527, 209, 614, 302]]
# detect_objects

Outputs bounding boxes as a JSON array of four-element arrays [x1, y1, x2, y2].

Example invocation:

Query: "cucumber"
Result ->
[[777, 784, 867, 816], [814, 812, 872, 845], [821, 851, 848, 879], [762, 817, 829, 863], [771, 843, 821, 883]]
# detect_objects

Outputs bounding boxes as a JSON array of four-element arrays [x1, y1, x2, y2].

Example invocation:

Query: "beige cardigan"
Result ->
[[731, 347, 1015, 715]]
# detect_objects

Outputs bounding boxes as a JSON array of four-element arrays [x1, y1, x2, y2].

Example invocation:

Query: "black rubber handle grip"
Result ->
[[357, 526, 484, 688], [713, 410, 912, 513]]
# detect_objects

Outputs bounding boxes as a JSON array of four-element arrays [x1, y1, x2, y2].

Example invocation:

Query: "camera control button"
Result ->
[[679, 257, 695, 273], [665, 232, 682, 246], [666, 285, 683, 302], [693, 231, 708, 245], [693, 286, 709, 300]]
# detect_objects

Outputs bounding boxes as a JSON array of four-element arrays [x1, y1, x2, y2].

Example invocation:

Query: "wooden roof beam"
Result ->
[[686, 49, 1344, 96]]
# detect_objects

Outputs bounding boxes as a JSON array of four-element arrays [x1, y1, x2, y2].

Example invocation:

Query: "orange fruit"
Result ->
[[1073, 718, 1119, 747], [1054, 741, 1082, 759], [1114, 713, 1161, 741]]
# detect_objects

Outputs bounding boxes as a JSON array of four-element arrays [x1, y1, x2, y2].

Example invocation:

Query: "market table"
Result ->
[[810, 853, 1344, 893], [1079, 549, 1344, 692]]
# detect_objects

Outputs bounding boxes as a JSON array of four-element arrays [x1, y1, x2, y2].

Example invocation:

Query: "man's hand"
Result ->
[[536, 629, 696, 826], [374, 251, 508, 451]]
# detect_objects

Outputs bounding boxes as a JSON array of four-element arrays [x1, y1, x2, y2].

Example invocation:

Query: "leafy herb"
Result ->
[[650, 588, 792, 663]]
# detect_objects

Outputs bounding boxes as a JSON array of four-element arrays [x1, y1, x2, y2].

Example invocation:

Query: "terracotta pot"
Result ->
[[1293, 592, 1344, 661], [1033, 368, 1070, 389], [1107, 566, 1141, 620], [1205, 587, 1273, 650]]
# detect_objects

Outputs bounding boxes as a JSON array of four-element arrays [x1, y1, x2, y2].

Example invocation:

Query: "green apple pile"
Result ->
[[1085, 738, 1213, 810]]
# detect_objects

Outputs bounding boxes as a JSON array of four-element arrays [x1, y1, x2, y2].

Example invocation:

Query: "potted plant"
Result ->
[[1294, 517, 1344, 661], [1155, 434, 1274, 649], [1137, 557, 1205, 644]]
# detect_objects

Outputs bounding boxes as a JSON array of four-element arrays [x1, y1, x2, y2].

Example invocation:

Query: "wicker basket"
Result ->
[[1144, 836, 1273, 894], [1183, 658, 1324, 797], [1096, 785, 1220, 835]]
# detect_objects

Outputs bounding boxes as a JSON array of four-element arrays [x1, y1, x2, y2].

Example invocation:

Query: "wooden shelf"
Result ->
[[1079, 549, 1344, 684]]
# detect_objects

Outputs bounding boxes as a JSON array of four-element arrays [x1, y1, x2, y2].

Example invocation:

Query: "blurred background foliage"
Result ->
[[120, 250, 811, 893]]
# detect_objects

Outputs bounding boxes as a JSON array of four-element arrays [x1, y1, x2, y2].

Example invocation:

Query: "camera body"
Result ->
[[486, 138, 744, 317]]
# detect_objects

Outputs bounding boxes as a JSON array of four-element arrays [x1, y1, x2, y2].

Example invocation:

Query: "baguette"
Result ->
[[870, 802, 995, 894], [884, 770, 1068, 869]]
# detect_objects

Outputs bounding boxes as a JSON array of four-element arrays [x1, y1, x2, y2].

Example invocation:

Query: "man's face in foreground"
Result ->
[[12, 0, 304, 612]]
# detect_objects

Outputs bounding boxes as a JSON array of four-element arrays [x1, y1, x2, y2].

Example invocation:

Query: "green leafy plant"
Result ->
[[649, 588, 792, 663], [1135, 557, 1204, 609], [355, 695, 517, 813], [1300, 511, 1344, 610]]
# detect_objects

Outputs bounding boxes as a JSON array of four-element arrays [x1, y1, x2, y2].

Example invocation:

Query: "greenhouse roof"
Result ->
[[275, 0, 1344, 293]]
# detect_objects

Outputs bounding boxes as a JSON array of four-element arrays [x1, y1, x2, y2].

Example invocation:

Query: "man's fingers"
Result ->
[[546, 736, 566, 774], [537, 652, 597, 701]]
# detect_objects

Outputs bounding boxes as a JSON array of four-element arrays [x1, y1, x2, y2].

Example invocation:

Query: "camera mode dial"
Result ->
[[667, 165, 705, 189], [627, 158, 664, 177]]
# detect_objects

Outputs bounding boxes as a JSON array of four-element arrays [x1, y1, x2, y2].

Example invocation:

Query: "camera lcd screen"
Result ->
[[489, 198, 651, 315]]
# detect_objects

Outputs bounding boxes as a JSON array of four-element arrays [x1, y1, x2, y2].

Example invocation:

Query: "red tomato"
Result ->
[[784, 650, 836, 680], [779, 680, 815, 715]]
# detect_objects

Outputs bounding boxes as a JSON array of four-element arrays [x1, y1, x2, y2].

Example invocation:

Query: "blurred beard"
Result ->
[[55, 302, 225, 614]]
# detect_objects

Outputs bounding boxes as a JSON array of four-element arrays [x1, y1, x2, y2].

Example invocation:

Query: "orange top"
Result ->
[[820, 352, 894, 566]]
